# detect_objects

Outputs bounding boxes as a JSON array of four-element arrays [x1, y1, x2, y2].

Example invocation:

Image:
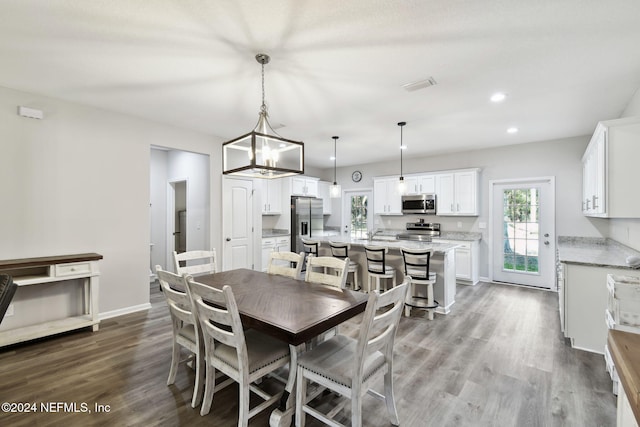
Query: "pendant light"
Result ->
[[329, 136, 341, 198], [222, 53, 304, 179], [398, 121, 407, 194]]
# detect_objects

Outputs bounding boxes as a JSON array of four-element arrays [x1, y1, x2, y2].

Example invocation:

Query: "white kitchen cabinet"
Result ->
[[561, 262, 640, 354], [317, 181, 333, 215], [261, 179, 282, 215], [261, 236, 291, 271], [582, 116, 640, 218], [373, 176, 402, 215], [404, 174, 436, 195], [434, 239, 479, 285], [435, 169, 479, 216], [291, 177, 319, 197]]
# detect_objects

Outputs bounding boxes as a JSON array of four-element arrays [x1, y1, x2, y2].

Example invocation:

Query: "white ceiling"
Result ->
[[1, 0, 640, 168]]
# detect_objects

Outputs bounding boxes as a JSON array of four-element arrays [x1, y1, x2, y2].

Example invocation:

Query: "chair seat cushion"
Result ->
[[297, 335, 386, 387], [213, 329, 290, 374], [406, 269, 436, 281]]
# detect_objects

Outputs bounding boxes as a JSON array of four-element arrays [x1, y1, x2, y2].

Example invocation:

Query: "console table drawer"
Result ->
[[55, 262, 92, 277]]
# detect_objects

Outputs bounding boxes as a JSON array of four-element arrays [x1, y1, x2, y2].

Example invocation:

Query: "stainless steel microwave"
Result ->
[[401, 194, 436, 214]]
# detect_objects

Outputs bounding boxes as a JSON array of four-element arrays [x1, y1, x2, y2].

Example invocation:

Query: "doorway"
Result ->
[[490, 177, 555, 289], [342, 189, 373, 238]]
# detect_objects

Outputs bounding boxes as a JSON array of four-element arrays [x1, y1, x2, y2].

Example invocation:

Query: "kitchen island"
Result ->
[[312, 236, 459, 314]]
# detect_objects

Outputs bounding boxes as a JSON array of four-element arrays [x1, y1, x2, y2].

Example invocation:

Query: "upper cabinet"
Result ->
[[317, 181, 333, 215], [374, 176, 403, 215], [404, 174, 436, 195], [291, 176, 319, 197], [582, 116, 640, 218], [435, 169, 479, 216], [261, 179, 282, 215]]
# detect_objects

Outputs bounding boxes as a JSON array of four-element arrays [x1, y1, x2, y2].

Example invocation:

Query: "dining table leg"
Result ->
[[270, 343, 303, 427]]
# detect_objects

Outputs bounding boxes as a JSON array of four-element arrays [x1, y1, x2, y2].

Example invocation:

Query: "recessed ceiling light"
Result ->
[[490, 92, 507, 103], [330, 156, 336, 160], [507, 127, 519, 134], [400, 145, 407, 150]]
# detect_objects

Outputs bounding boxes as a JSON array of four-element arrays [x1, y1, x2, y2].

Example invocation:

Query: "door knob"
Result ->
[[226, 238, 231, 242]]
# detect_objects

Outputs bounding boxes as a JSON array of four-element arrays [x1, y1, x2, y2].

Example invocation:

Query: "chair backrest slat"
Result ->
[[174, 249, 217, 276], [267, 251, 304, 279], [353, 280, 408, 382], [364, 245, 388, 274], [400, 248, 433, 279], [329, 242, 350, 259], [156, 266, 197, 326], [305, 256, 349, 289], [187, 278, 246, 353]]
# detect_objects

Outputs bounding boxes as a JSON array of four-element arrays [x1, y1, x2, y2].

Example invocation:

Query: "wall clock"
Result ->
[[351, 170, 362, 182]]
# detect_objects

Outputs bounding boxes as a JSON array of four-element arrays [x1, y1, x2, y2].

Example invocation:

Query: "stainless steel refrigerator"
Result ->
[[291, 196, 324, 253]]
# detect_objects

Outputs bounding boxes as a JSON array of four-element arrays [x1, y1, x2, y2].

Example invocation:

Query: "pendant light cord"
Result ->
[[260, 61, 267, 115], [332, 136, 339, 184]]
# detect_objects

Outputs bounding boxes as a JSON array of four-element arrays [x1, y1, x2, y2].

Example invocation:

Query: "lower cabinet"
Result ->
[[560, 263, 640, 354], [261, 236, 290, 272], [434, 239, 479, 285]]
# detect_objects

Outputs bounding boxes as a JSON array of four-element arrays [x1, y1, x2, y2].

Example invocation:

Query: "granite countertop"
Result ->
[[557, 236, 640, 269], [436, 231, 483, 242], [313, 235, 459, 254], [262, 229, 290, 238]]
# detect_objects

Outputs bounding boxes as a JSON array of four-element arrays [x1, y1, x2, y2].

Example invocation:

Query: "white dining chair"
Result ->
[[305, 256, 349, 289], [187, 276, 291, 425], [401, 247, 438, 319], [155, 265, 204, 408], [173, 249, 217, 277], [295, 280, 409, 427], [267, 251, 304, 279]]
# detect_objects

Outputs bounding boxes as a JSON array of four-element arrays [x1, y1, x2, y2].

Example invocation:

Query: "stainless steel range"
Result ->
[[396, 221, 441, 242]]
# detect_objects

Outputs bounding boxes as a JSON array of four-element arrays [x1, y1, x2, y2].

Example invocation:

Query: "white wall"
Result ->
[[608, 87, 640, 251], [320, 136, 608, 278], [0, 86, 222, 315]]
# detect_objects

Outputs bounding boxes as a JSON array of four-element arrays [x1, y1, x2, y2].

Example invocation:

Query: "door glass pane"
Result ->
[[503, 187, 540, 274], [350, 195, 368, 239]]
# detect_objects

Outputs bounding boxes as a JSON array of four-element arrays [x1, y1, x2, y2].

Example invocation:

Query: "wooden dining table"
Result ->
[[195, 268, 369, 427]]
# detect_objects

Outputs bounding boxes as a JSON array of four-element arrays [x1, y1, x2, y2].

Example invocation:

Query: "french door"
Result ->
[[491, 178, 555, 289], [342, 190, 373, 239]]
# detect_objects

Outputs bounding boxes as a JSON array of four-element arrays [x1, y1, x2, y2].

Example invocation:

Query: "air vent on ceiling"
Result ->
[[402, 77, 437, 92]]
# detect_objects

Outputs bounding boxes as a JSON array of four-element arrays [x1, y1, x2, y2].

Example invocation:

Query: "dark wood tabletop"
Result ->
[[195, 268, 369, 345]]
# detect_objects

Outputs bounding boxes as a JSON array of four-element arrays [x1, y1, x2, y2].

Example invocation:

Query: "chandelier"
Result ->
[[222, 54, 304, 178]]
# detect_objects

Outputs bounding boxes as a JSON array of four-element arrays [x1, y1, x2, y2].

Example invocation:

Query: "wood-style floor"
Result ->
[[0, 281, 616, 426]]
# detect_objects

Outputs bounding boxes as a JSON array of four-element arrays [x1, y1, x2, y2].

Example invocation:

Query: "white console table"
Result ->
[[0, 253, 102, 347]]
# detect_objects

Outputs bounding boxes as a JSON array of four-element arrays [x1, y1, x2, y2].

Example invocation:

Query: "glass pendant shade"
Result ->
[[330, 182, 342, 198], [222, 54, 304, 179]]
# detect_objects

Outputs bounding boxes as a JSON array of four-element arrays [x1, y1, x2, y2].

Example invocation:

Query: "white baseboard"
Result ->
[[100, 303, 151, 320], [480, 276, 489, 283]]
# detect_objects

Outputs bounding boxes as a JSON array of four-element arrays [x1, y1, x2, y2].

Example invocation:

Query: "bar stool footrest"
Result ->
[[405, 296, 439, 310]]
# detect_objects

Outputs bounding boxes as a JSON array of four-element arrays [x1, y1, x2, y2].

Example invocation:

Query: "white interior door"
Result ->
[[222, 178, 254, 271], [491, 178, 555, 289]]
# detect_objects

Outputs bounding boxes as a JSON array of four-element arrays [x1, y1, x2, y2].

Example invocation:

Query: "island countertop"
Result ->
[[312, 235, 459, 253]]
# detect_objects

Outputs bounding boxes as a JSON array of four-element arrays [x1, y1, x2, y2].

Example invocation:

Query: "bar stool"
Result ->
[[328, 241, 361, 291], [364, 245, 396, 293], [401, 247, 438, 319], [301, 238, 321, 275]]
